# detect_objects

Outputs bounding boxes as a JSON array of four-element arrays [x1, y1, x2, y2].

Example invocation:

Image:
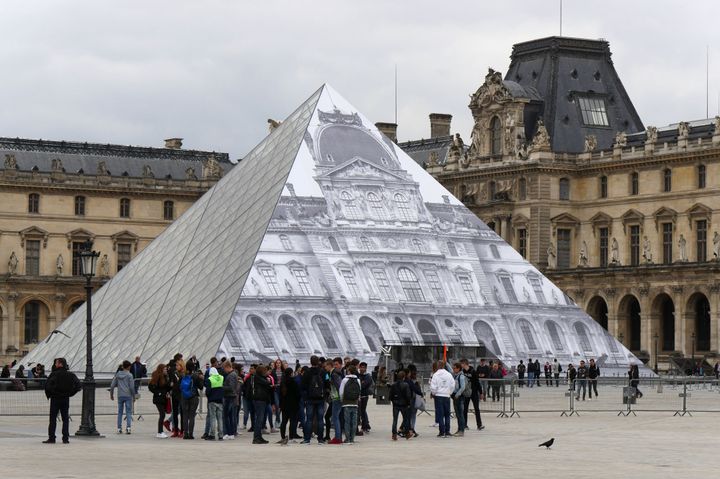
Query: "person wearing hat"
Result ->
[[204, 367, 225, 440]]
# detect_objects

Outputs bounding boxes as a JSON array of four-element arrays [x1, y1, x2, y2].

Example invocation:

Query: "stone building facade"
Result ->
[[401, 36, 720, 370], [0, 137, 230, 363]]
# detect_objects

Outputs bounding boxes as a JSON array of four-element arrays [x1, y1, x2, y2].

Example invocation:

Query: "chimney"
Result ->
[[429, 113, 452, 138], [164, 138, 183, 149], [375, 122, 398, 142]]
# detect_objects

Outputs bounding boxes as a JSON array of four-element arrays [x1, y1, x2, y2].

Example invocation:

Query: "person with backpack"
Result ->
[[180, 368, 204, 439], [339, 364, 361, 444], [250, 365, 273, 444], [204, 367, 224, 441], [552, 359, 562, 387], [389, 370, 413, 441], [110, 360, 136, 434], [43, 358, 81, 444], [301, 356, 326, 444], [278, 367, 300, 445], [460, 359, 483, 431], [148, 363, 171, 438], [516, 360, 526, 387], [357, 362, 374, 434], [450, 362, 468, 436], [221, 361, 239, 440], [328, 357, 345, 445]]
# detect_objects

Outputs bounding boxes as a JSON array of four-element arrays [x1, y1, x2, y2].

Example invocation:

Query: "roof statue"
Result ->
[[21, 85, 644, 375]]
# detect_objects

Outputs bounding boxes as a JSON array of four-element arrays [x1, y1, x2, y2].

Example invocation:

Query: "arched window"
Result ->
[[394, 193, 415, 222], [490, 117, 502, 155], [163, 200, 174, 220], [573, 322, 593, 352], [473, 320, 501, 355], [24, 301, 41, 344], [74, 196, 86, 216], [447, 242, 458, 257], [518, 178, 527, 200], [489, 244, 501, 259], [367, 192, 388, 220], [328, 236, 340, 252], [279, 234, 293, 251], [340, 191, 362, 220], [397, 267, 425, 302], [559, 178, 570, 200], [517, 318, 538, 351], [69, 301, 84, 313], [417, 319, 441, 344], [249, 315, 273, 349], [313, 315, 339, 351], [28, 193, 40, 214], [545, 321, 564, 350], [281, 315, 306, 349], [359, 236, 374, 251], [359, 317, 384, 352]]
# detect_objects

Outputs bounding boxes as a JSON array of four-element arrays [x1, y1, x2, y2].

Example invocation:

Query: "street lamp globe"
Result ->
[[79, 240, 100, 279]]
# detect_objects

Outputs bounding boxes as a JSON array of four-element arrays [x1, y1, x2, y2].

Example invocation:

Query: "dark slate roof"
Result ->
[[0, 137, 231, 179], [624, 118, 717, 147], [502, 80, 544, 102], [505, 36, 644, 153], [397, 135, 453, 167]]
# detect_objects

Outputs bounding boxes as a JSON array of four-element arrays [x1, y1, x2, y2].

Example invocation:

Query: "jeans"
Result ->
[[359, 396, 370, 430], [454, 396, 466, 432], [435, 396, 451, 436], [181, 396, 199, 437], [243, 397, 254, 428], [223, 397, 238, 436], [331, 400, 342, 440], [480, 380, 488, 399], [253, 400, 267, 440], [343, 407, 358, 442], [464, 393, 482, 428], [491, 384, 501, 401], [280, 409, 298, 439], [554, 373, 560, 387], [265, 404, 274, 429], [274, 389, 281, 426], [208, 401, 223, 439], [48, 396, 70, 441], [588, 379, 598, 397], [391, 405, 409, 435], [117, 396, 132, 429], [517, 373, 524, 386], [576, 380, 587, 399], [303, 400, 325, 442], [527, 372, 535, 387]]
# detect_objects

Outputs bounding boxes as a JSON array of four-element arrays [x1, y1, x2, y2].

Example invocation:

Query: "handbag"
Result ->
[[414, 393, 426, 411], [165, 396, 172, 414]]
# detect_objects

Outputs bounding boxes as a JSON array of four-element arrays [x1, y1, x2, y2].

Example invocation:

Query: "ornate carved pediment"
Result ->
[[621, 209, 644, 234], [550, 213, 581, 236], [19, 226, 50, 248], [512, 213, 530, 228], [687, 203, 712, 228], [111, 230, 139, 251], [65, 228, 95, 249], [254, 259, 275, 272], [470, 68, 513, 110], [590, 212, 613, 236], [653, 207, 677, 231], [285, 260, 306, 271]]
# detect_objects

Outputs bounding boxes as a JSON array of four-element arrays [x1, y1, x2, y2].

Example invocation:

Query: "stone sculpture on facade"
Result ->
[[677, 121, 689, 139], [713, 231, 720, 260], [447, 133, 465, 167], [99, 254, 110, 276], [583, 135, 598, 152], [203, 155, 222, 179], [426, 151, 438, 167], [642, 236, 653, 263], [530, 120, 551, 152], [185, 167, 198, 180], [611, 238, 620, 265], [678, 234, 687, 262], [51, 158, 64, 172], [614, 131, 628, 147], [56, 254, 64, 275], [645, 126, 658, 145], [579, 241, 589, 267], [8, 251, 18, 275], [4, 154, 17, 169], [97, 161, 109, 176], [142, 164, 154, 178], [546, 242, 556, 269]]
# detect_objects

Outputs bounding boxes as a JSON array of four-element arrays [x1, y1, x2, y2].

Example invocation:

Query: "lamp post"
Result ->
[[653, 333, 659, 375], [75, 240, 101, 437]]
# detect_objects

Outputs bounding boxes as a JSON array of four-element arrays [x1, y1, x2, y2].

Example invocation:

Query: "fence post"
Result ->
[[498, 380, 510, 418], [568, 379, 579, 416], [674, 378, 691, 417], [507, 380, 517, 418]]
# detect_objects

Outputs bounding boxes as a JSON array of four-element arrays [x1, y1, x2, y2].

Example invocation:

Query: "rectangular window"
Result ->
[[371, 268, 394, 301], [663, 169, 672, 192], [662, 223, 673, 264], [120, 198, 131, 218], [559, 178, 570, 201], [696, 220, 707, 262], [599, 227, 609, 267], [28, 194, 40, 214], [259, 268, 280, 296], [291, 269, 312, 296], [499, 276, 517, 303], [629, 225, 640, 266], [557, 229, 571, 268], [24, 302, 40, 344], [72, 241, 84, 276], [340, 269, 361, 298], [517, 228, 527, 259], [578, 96, 609, 126], [117, 244, 132, 272], [74, 196, 86, 216], [424, 270, 446, 302], [631, 172, 639, 195], [25, 240, 40, 275], [163, 200, 174, 221], [458, 274, 477, 303], [227, 328, 243, 349], [698, 165, 706, 189], [529, 276, 546, 304], [600, 176, 608, 198]]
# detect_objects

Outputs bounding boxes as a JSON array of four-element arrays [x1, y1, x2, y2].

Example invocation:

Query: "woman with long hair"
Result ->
[[278, 367, 300, 444], [272, 358, 283, 428], [148, 364, 171, 438]]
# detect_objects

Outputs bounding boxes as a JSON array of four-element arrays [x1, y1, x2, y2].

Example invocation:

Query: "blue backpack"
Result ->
[[180, 374, 194, 399]]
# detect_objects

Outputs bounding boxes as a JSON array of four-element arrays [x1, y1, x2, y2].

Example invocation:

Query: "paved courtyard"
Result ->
[[2, 390, 719, 479]]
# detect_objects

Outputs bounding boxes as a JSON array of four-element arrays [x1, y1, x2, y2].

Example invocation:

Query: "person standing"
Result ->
[[130, 356, 146, 395], [552, 359, 562, 387], [477, 359, 490, 401], [301, 356, 327, 444], [429, 360, 454, 438], [250, 365, 272, 444], [534, 359, 542, 387], [629, 364, 643, 399], [149, 364, 171, 438], [278, 367, 300, 444], [588, 358, 600, 399], [527, 358, 534, 387], [389, 370, 412, 441], [339, 365, 361, 444], [357, 362, 374, 433], [575, 360, 588, 401], [110, 360, 135, 434], [328, 357, 344, 445], [544, 361, 552, 386], [167, 360, 182, 437], [204, 367, 224, 441], [461, 359, 483, 431], [43, 358, 81, 444], [221, 361, 239, 440], [450, 362, 467, 436], [488, 362, 503, 402], [567, 363, 576, 392], [180, 368, 203, 439], [516, 360, 526, 387]]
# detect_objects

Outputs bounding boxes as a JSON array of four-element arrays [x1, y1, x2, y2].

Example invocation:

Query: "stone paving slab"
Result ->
[[1, 399, 718, 479]]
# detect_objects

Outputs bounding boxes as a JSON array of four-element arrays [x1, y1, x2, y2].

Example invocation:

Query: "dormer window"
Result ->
[[490, 117, 502, 155], [578, 96, 609, 127]]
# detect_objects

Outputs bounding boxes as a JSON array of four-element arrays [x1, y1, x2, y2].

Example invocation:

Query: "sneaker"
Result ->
[[226, 435, 235, 440], [126, 428, 131, 435], [436, 433, 444, 438], [42, 439, 56, 444], [117, 428, 123, 434], [201, 433, 208, 439], [270, 428, 278, 434], [452, 431, 464, 437], [301, 440, 311, 445], [329, 437, 343, 445], [157, 432, 168, 439], [62, 439, 69, 444], [317, 440, 326, 445], [252, 438, 269, 444], [222, 435, 229, 440], [392, 434, 397, 441], [204, 436, 215, 441], [477, 426, 485, 431], [355, 431, 364, 436]]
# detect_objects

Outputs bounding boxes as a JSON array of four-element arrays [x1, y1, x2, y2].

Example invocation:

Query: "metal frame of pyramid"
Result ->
[[23, 85, 644, 375]]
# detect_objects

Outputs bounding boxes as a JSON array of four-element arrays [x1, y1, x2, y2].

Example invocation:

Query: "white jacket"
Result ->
[[430, 368, 455, 397]]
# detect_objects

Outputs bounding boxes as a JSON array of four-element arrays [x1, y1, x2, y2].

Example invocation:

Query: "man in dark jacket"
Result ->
[[390, 370, 413, 440], [222, 361, 239, 440], [575, 360, 588, 401], [130, 356, 146, 394], [43, 358, 81, 444], [516, 360, 526, 387], [357, 362, 374, 433], [588, 358, 600, 399], [301, 355, 327, 444], [461, 359, 484, 431], [250, 365, 272, 444]]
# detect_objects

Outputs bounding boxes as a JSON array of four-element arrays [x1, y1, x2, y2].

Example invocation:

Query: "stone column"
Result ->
[[52, 294, 65, 332], [639, 289, 652, 353], [710, 285, 720, 353], [672, 286, 685, 353], [5, 293, 19, 353]]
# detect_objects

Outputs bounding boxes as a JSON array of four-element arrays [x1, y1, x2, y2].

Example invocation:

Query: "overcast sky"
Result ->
[[1, 1, 718, 160]]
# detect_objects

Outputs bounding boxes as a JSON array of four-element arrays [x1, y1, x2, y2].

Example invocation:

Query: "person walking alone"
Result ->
[[110, 360, 135, 434], [43, 358, 81, 444], [429, 360, 454, 438]]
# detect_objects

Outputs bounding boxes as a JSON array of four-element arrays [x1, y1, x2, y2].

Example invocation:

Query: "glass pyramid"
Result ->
[[23, 85, 642, 375]]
